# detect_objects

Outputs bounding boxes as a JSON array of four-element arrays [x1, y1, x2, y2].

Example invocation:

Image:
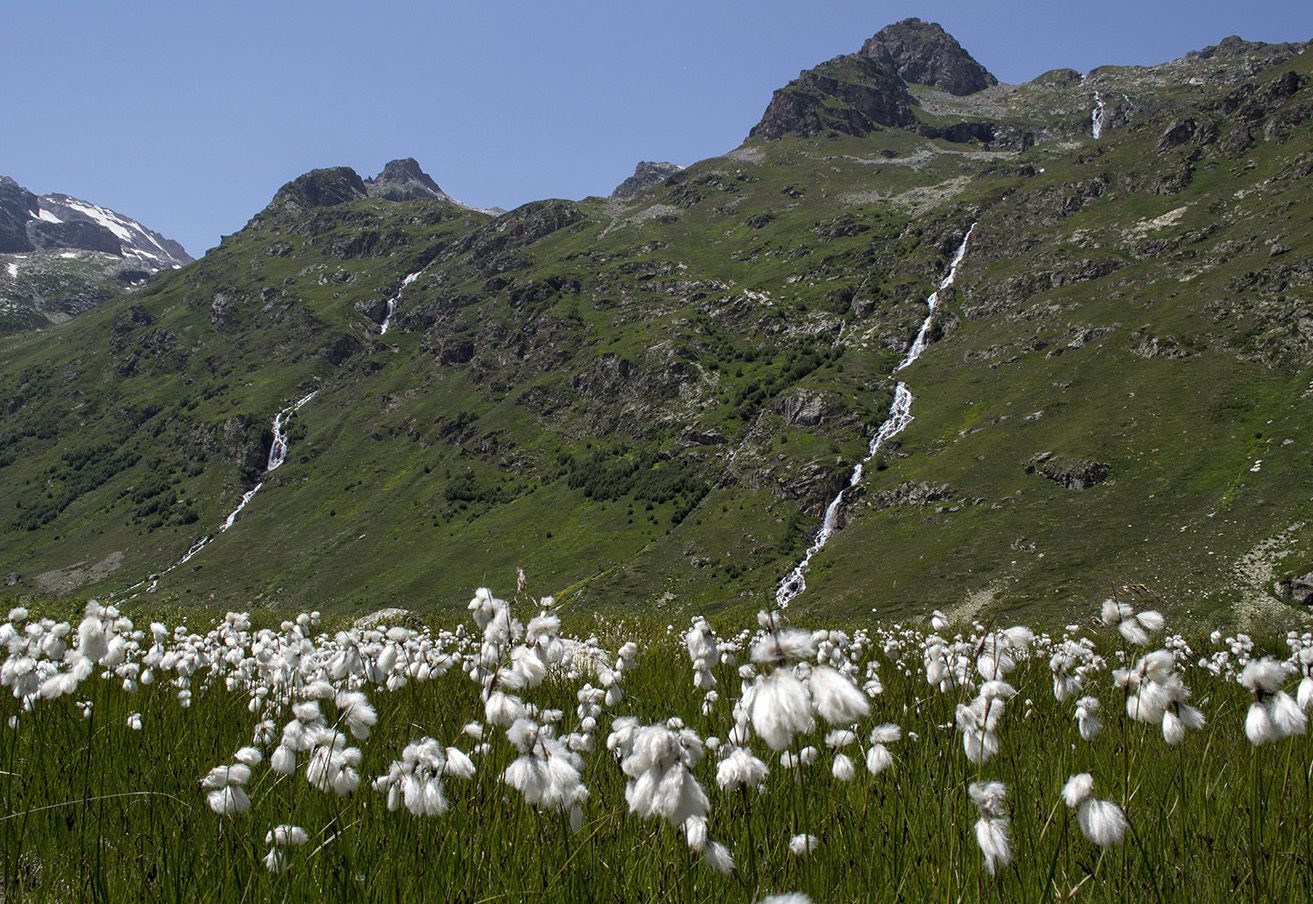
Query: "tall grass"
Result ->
[[1, 598, 1310, 903]]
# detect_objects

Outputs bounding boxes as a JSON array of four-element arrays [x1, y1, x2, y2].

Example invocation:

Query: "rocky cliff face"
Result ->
[[1, 176, 193, 330], [749, 52, 918, 139], [0, 177, 191, 268], [610, 162, 684, 201], [748, 18, 999, 141], [861, 18, 997, 96], [364, 158, 454, 203]]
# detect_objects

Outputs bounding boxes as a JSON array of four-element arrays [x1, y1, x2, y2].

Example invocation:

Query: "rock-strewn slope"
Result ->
[[1, 25, 1311, 632]]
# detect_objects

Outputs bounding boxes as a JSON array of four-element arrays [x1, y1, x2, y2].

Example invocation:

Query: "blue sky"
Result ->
[[5, 0, 1310, 257]]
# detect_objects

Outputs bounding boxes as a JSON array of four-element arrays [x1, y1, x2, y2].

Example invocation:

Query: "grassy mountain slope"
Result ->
[[1, 38, 1311, 631]]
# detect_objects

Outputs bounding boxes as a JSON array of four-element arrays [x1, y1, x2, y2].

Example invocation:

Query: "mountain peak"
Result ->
[[365, 158, 453, 203], [610, 162, 684, 201], [860, 18, 997, 95], [267, 167, 369, 215]]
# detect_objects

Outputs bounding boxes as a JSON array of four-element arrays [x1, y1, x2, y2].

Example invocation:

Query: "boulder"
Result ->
[[1024, 452, 1110, 489]]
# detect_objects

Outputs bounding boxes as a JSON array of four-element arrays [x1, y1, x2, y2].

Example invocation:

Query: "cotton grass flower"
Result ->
[[751, 669, 814, 751], [1239, 658, 1306, 745], [201, 762, 252, 817], [968, 781, 1011, 875], [716, 746, 769, 791], [789, 833, 819, 856], [1100, 599, 1164, 645], [263, 823, 309, 873], [1062, 773, 1128, 847]]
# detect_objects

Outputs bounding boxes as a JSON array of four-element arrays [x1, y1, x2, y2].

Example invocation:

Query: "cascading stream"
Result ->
[[380, 271, 421, 335], [774, 225, 975, 608], [122, 391, 318, 594], [1091, 92, 1107, 139]]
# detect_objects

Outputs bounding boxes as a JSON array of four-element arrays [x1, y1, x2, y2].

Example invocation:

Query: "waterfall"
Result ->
[[1091, 92, 1107, 139], [774, 225, 975, 608], [380, 271, 421, 335], [120, 390, 317, 595]]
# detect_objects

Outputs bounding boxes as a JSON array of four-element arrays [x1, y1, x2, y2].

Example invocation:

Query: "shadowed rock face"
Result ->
[[268, 167, 369, 214], [749, 51, 918, 140], [860, 18, 997, 96]]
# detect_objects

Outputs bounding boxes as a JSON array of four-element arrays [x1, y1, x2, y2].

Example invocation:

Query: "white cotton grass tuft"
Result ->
[[262, 823, 310, 873], [1074, 696, 1102, 740], [1061, 773, 1128, 847], [716, 746, 769, 791], [967, 781, 1010, 875], [751, 670, 814, 751], [808, 665, 869, 726], [335, 690, 377, 740], [1100, 599, 1164, 645], [201, 762, 252, 817], [703, 840, 736, 874], [1240, 658, 1307, 745], [788, 833, 820, 856]]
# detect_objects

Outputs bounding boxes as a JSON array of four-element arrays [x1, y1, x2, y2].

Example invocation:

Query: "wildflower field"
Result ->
[[2, 583, 1312, 903]]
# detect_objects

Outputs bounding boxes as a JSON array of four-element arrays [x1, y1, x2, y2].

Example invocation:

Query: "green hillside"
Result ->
[[1, 30, 1311, 632]]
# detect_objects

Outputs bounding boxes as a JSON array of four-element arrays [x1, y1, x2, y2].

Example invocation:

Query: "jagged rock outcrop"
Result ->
[[749, 51, 918, 140], [365, 158, 454, 203], [0, 177, 40, 253], [867, 480, 956, 510], [861, 18, 997, 96], [266, 167, 369, 216], [610, 162, 684, 201], [1024, 452, 1110, 489], [1185, 35, 1306, 71], [0, 177, 191, 266]]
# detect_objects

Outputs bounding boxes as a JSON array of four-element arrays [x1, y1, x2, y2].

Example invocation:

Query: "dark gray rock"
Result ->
[[365, 158, 453, 203], [1024, 452, 1110, 489], [860, 18, 998, 96], [267, 167, 368, 215], [773, 389, 828, 427], [610, 162, 684, 201], [0, 176, 39, 253], [749, 51, 918, 140], [868, 480, 956, 510]]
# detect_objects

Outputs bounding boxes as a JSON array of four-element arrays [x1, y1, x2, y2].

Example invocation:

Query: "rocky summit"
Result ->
[[365, 158, 455, 203], [861, 18, 998, 96], [1, 23, 1312, 633]]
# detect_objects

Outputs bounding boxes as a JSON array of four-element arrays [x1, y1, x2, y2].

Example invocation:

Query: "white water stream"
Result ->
[[774, 225, 975, 608], [380, 271, 421, 335], [122, 391, 317, 594], [1091, 92, 1107, 139]]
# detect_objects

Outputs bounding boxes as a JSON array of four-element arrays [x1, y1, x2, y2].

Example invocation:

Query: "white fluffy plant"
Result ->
[[608, 717, 734, 874], [1115, 648, 1206, 745], [1239, 658, 1307, 745], [1061, 773, 1128, 848], [745, 610, 870, 753], [467, 576, 596, 832]]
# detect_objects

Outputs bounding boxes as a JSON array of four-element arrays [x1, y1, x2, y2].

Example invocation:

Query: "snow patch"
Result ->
[[5, 262, 18, 278], [35, 207, 62, 224], [63, 199, 136, 242]]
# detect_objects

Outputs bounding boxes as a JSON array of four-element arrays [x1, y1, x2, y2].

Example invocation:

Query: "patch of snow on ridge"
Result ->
[[63, 199, 136, 242], [35, 206, 62, 224]]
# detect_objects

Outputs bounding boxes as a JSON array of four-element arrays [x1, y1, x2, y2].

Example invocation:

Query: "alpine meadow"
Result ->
[[3, 15, 1313, 904]]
